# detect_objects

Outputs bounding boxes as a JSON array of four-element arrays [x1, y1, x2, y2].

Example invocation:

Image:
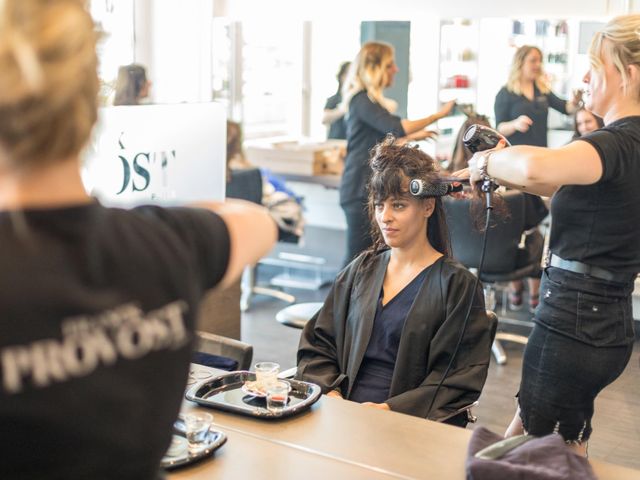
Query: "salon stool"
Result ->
[[275, 302, 323, 329]]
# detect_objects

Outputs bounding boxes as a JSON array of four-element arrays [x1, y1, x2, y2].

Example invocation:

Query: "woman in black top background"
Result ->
[[340, 41, 454, 266], [455, 14, 640, 455], [322, 61, 351, 140], [494, 45, 581, 312]]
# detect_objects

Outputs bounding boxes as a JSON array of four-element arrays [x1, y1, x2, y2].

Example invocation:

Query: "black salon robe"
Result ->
[[296, 250, 496, 420]]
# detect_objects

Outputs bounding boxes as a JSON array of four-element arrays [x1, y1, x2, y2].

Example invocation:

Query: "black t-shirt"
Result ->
[[325, 92, 347, 140], [494, 85, 568, 147], [550, 116, 640, 274], [340, 90, 405, 205], [0, 202, 230, 479]]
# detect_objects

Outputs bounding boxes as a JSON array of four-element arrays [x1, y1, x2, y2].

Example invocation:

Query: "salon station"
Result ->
[[4, 0, 640, 479]]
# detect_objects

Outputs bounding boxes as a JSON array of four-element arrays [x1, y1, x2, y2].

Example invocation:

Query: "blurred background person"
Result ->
[[493, 45, 581, 312], [340, 41, 454, 266], [322, 61, 351, 140], [572, 106, 604, 140], [494, 45, 581, 147], [113, 63, 151, 106], [0, 1, 276, 478]]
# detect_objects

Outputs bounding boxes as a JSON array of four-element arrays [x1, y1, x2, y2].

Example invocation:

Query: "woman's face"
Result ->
[[374, 193, 433, 249], [583, 40, 623, 117], [521, 49, 542, 82], [382, 55, 399, 88], [575, 110, 599, 136]]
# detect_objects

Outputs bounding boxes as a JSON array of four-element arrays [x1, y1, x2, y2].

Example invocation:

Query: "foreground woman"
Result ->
[[0, 1, 276, 478], [298, 137, 494, 425]]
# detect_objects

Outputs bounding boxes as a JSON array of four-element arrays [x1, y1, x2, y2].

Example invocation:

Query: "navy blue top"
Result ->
[[349, 267, 428, 403], [340, 90, 405, 205]]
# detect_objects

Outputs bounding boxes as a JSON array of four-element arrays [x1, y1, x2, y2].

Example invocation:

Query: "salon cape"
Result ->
[[297, 250, 495, 420]]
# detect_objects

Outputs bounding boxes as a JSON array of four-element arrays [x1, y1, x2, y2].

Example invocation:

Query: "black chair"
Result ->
[[443, 191, 540, 365], [194, 331, 253, 371], [226, 168, 296, 310]]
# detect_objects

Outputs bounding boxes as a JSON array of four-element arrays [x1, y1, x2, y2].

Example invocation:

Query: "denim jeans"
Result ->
[[518, 267, 635, 442]]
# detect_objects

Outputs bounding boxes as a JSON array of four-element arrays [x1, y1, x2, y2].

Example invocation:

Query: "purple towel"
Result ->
[[466, 427, 596, 480]]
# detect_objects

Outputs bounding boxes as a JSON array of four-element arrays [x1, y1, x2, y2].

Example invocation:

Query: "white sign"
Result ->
[[83, 103, 226, 207]]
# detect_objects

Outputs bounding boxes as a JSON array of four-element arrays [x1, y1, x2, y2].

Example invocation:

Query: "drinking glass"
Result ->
[[254, 362, 280, 390], [183, 412, 213, 453], [266, 381, 290, 413]]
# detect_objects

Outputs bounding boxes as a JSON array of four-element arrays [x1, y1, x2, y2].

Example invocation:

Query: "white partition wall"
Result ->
[[83, 102, 226, 207]]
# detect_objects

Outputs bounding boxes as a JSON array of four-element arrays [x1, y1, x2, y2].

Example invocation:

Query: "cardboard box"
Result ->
[[245, 138, 345, 176]]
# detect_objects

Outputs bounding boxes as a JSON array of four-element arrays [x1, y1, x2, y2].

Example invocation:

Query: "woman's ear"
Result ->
[[627, 64, 640, 96], [423, 197, 436, 218]]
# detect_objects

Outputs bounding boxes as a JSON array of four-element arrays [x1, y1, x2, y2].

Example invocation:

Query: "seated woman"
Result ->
[[296, 137, 495, 425]]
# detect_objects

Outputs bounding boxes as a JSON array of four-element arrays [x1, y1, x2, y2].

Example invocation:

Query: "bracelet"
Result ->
[[478, 152, 493, 179]]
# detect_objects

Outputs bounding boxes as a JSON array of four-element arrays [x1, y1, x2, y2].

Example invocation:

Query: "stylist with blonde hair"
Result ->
[[340, 41, 455, 266], [0, 1, 276, 478], [455, 14, 640, 455]]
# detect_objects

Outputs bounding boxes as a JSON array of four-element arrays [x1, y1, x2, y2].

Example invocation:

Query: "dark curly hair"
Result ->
[[365, 136, 451, 258]]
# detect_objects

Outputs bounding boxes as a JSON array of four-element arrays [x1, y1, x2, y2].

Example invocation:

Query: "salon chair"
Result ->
[[443, 191, 540, 365], [226, 168, 296, 311], [193, 331, 253, 371]]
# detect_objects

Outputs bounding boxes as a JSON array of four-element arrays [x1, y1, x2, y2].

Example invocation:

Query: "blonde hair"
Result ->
[[342, 41, 395, 111], [589, 14, 640, 98], [506, 45, 550, 95], [0, 0, 99, 171]]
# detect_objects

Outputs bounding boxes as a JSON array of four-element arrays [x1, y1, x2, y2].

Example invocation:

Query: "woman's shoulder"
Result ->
[[438, 257, 478, 284]]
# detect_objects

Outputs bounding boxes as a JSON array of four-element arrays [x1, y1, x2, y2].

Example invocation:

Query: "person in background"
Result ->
[[494, 45, 579, 312], [455, 14, 640, 455], [340, 41, 455, 266], [323, 61, 351, 140], [298, 137, 494, 426], [572, 106, 604, 139], [0, 1, 276, 478], [114, 63, 151, 106]]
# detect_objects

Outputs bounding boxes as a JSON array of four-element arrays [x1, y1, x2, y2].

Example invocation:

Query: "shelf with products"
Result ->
[[438, 18, 480, 115]]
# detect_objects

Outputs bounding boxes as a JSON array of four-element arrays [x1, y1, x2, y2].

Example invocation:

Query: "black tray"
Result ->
[[185, 371, 321, 419], [160, 417, 227, 470]]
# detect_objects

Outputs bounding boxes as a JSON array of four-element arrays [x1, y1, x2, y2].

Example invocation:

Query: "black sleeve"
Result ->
[[577, 129, 624, 183], [547, 90, 568, 115], [324, 94, 340, 110], [350, 92, 405, 137], [494, 87, 512, 126], [295, 261, 359, 394], [386, 270, 495, 420], [133, 206, 231, 291]]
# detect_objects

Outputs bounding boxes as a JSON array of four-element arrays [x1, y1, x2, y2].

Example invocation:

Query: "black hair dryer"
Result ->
[[462, 124, 510, 208], [462, 124, 509, 153]]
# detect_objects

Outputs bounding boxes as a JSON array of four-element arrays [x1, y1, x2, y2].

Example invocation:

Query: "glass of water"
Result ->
[[183, 412, 213, 453], [483, 286, 496, 311], [266, 381, 290, 413], [254, 362, 280, 390]]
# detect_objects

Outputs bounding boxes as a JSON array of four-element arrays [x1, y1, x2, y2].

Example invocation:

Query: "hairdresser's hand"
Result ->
[[450, 168, 471, 198], [362, 402, 390, 411], [439, 100, 456, 118], [513, 115, 533, 133], [327, 389, 343, 399], [413, 129, 439, 142], [466, 139, 508, 188]]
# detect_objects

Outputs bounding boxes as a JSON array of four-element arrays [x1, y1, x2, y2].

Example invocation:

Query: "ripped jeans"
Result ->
[[518, 267, 635, 443]]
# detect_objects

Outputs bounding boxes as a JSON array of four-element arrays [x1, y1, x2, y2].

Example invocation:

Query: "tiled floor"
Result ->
[[241, 226, 640, 471]]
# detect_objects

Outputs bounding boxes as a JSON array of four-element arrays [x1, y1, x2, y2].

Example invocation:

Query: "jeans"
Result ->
[[518, 267, 635, 442]]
